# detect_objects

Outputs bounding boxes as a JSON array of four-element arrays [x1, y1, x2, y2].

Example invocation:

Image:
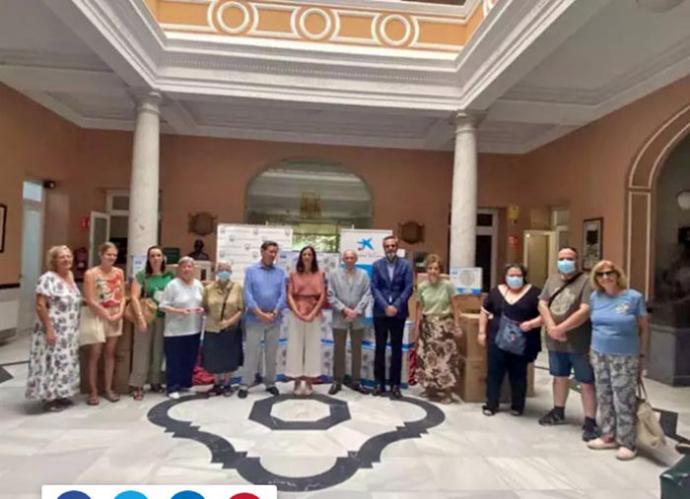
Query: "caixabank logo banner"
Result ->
[[43, 485, 277, 499]]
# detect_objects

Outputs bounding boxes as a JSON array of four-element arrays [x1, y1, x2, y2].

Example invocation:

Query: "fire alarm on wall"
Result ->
[[43, 180, 57, 189]]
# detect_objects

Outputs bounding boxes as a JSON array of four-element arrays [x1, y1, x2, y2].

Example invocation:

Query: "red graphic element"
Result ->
[[229, 494, 260, 499], [80, 216, 90, 230]]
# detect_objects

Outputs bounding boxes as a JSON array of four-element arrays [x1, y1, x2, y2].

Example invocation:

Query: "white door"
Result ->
[[18, 199, 44, 332], [89, 211, 110, 267], [523, 230, 557, 289]]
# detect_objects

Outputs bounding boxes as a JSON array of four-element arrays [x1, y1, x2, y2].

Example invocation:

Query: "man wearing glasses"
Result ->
[[538, 247, 599, 441], [370, 236, 413, 399]]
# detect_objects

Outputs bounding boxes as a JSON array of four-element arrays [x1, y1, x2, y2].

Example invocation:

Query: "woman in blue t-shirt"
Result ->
[[586, 260, 648, 461]]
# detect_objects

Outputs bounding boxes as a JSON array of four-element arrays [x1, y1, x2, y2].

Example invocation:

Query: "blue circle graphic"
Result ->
[[115, 492, 148, 499], [57, 492, 90, 499], [172, 492, 204, 499]]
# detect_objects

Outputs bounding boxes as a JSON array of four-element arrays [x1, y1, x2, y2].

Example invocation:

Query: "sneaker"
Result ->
[[616, 446, 637, 461], [582, 423, 601, 442], [587, 437, 618, 450], [168, 391, 181, 400], [538, 409, 566, 426], [238, 388, 248, 399]]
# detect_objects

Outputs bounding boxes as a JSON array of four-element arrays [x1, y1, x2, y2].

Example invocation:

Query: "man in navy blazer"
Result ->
[[370, 235, 413, 399]]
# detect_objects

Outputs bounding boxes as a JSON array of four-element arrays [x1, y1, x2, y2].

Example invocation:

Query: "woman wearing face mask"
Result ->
[[201, 261, 244, 396], [479, 264, 542, 416], [412, 254, 462, 404], [128, 245, 174, 401]]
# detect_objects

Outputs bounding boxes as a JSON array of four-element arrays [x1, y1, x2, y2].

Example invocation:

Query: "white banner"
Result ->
[[216, 224, 293, 283], [338, 228, 392, 268]]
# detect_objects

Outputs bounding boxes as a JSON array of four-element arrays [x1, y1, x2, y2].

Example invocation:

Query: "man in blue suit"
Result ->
[[371, 235, 413, 399]]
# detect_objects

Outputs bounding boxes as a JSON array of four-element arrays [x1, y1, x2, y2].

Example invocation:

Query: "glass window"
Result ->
[[22, 181, 43, 202]]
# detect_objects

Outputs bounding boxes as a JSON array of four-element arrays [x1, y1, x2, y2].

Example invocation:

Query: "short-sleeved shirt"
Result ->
[[203, 281, 244, 333], [417, 280, 457, 316], [539, 272, 592, 354], [159, 278, 204, 337], [135, 270, 174, 317], [483, 285, 542, 361], [590, 289, 647, 356]]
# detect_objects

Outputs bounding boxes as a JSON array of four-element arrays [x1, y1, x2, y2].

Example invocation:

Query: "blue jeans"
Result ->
[[548, 350, 594, 384]]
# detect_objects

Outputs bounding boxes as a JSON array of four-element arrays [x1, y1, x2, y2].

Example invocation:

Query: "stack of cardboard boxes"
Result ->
[[454, 294, 534, 402]]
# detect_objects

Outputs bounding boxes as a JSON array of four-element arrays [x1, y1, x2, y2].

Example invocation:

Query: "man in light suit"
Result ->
[[327, 250, 372, 395], [371, 235, 413, 399]]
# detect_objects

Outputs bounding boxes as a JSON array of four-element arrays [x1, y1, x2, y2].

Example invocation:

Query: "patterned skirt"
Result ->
[[415, 314, 460, 393]]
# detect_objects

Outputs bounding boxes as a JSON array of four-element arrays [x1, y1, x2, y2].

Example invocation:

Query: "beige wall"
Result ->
[[0, 84, 80, 285], [4, 74, 690, 295]]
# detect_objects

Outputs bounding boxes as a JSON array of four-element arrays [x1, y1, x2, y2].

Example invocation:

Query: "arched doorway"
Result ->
[[625, 103, 690, 298], [245, 160, 373, 252]]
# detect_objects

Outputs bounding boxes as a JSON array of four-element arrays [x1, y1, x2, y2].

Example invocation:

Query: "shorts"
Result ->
[[548, 350, 594, 384]]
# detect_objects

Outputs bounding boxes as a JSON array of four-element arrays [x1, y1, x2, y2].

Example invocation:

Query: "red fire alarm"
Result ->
[[508, 235, 520, 249], [80, 216, 90, 230]]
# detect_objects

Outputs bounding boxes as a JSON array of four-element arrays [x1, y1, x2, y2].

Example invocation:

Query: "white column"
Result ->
[[449, 112, 478, 268], [127, 91, 161, 274]]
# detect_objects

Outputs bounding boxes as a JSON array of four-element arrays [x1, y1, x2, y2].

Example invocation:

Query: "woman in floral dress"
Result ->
[[413, 254, 463, 403], [26, 246, 82, 412]]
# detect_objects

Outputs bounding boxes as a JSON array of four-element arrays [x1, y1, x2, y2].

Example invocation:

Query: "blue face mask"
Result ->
[[557, 259, 576, 274], [217, 270, 231, 282], [506, 276, 524, 289]]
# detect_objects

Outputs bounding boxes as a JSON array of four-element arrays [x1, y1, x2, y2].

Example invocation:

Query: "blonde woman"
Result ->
[[128, 245, 174, 400], [202, 261, 244, 396], [82, 242, 125, 405], [26, 246, 81, 412], [412, 254, 462, 404], [586, 260, 649, 461], [159, 257, 204, 399]]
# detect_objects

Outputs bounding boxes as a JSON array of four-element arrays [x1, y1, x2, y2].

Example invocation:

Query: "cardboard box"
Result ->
[[453, 294, 485, 314], [456, 355, 535, 403], [458, 313, 485, 360]]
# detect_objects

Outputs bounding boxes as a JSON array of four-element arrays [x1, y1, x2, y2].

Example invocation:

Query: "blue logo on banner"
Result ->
[[115, 492, 148, 499], [172, 492, 204, 499], [57, 492, 90, 499], [357, 238, 374, 250]]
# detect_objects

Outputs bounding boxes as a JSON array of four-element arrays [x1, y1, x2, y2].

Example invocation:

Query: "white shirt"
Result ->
[[160, 277, 204, 337]]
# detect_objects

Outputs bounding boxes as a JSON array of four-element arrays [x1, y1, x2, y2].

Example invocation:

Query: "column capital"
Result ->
[[453, 111, 479, 134], [136, 90, 162, 115]]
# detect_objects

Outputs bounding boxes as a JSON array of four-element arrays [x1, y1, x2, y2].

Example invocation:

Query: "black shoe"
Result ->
[[538, 408, 566, 426], [391, 386, 402, 399], [676, 442, 690, 455], [206, 384, 223, 397], [509, 408, 524, 417], [582, 423, 601, 442], [350, 383, 370, 395], [482, 405, 497, 416], [238, 388, 248, 399], [372, 385, 386, 396], [150, 384, 164, 393], [222, 385, 234, 397], [266, 386, 279, 396], [328, 383, 341, 395], [56, 398, 74, 407]]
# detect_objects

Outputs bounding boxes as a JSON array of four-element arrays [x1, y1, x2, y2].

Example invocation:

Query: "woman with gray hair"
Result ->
[[202, 261, 244, 396], [26, 246, 81, 412], [158, 256, 204, 399]]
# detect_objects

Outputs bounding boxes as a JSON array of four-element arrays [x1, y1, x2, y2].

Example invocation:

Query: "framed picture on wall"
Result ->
[[582, 217, 603, 270], [0, 203, 6, 253]]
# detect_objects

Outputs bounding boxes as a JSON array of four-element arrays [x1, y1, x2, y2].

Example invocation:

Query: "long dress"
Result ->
[[25, 271, 82, 401]]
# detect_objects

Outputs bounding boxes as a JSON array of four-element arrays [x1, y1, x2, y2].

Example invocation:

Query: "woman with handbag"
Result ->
[[26, 246, 81, 412], [586, 260, 649, 461], [201, 261, 244, 397], [412, 254, 462, 404], [81, 242, 125, 405], [158, 256, 205, 399], [479, 264, 542, 416], [127, 246, 174, 400]]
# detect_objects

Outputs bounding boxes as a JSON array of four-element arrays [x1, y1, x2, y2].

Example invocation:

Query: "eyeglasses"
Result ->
[[595, 270, 617, 278]]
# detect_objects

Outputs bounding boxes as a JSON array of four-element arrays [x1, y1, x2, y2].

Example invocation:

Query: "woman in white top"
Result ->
[[158, 256, 204, 399]]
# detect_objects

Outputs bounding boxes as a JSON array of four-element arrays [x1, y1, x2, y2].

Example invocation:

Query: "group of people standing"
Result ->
[[478, 247, 649, 461], [25, 238, 649, 461]]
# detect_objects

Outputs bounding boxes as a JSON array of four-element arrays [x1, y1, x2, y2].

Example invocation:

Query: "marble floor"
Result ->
[[1, 333, 688, 499]]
